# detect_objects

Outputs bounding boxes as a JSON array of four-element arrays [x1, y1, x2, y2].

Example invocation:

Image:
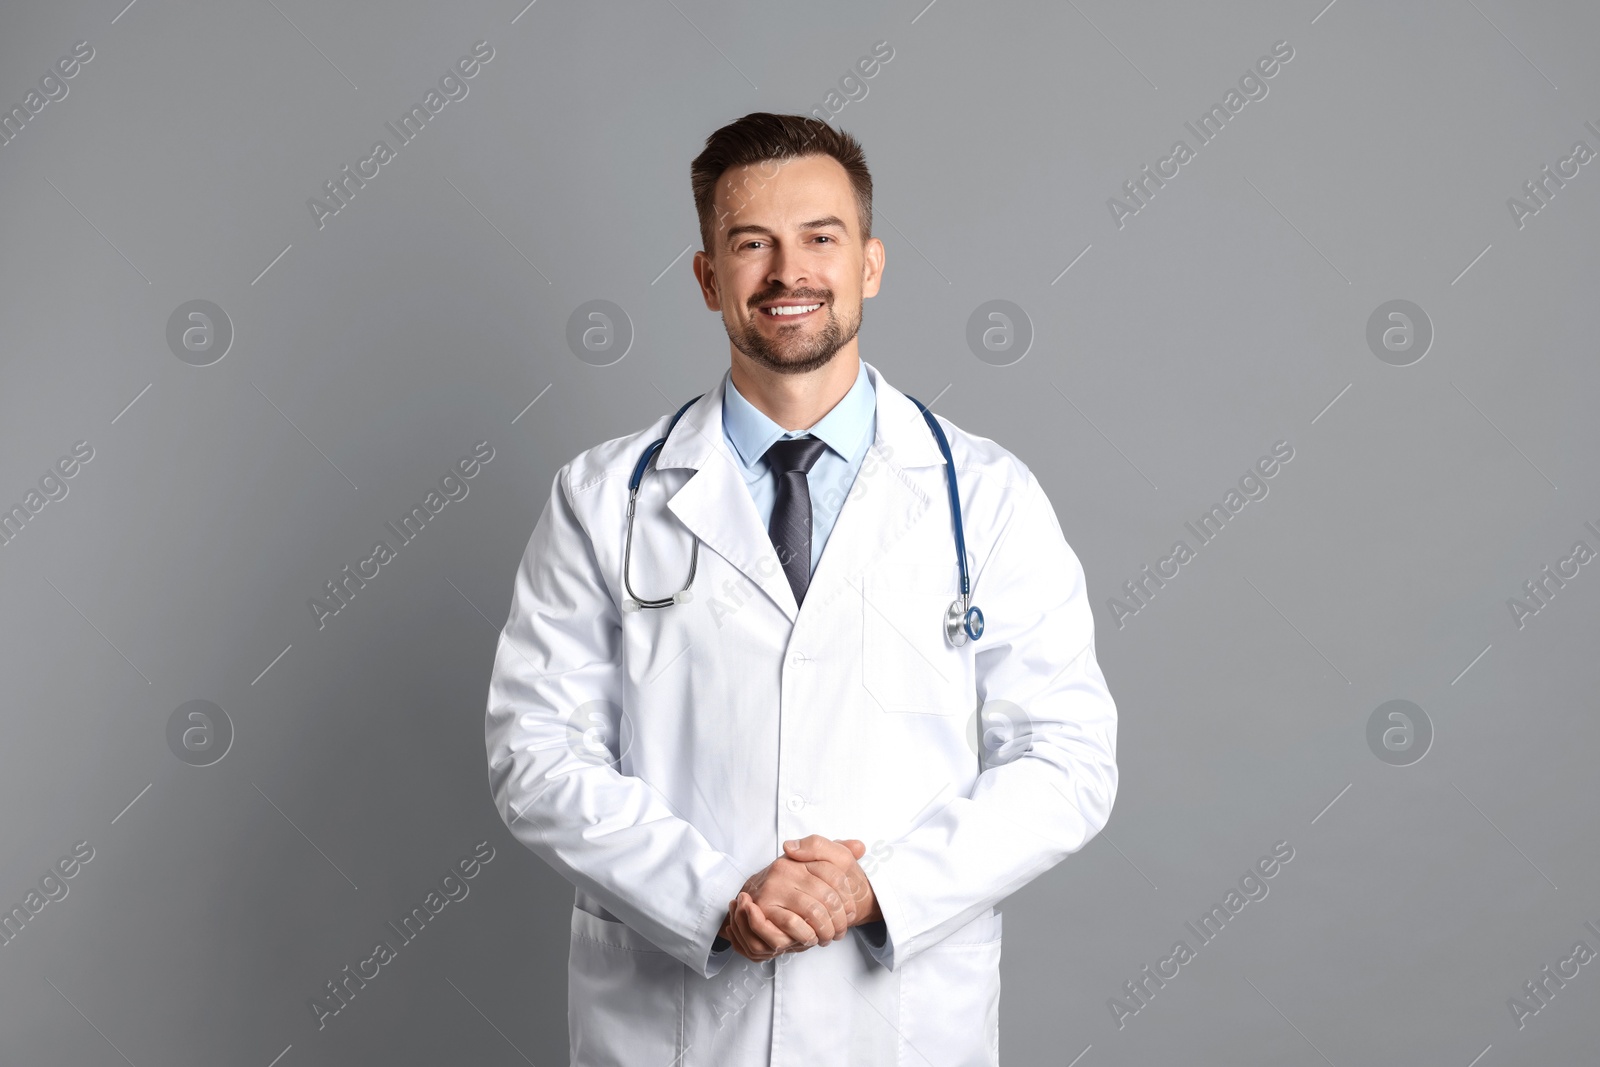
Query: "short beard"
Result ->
[[730, 298, 862, 376]]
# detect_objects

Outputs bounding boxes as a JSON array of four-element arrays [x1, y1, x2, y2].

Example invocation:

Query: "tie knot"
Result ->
[[763, 435, 829, 475]]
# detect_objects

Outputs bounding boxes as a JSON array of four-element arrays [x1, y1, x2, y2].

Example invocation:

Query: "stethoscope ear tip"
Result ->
[[621, 599, 640, 613], [672, 589, 693, 605]]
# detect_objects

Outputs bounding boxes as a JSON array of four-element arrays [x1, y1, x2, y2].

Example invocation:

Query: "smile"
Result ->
[[761, 303, 822, 318]]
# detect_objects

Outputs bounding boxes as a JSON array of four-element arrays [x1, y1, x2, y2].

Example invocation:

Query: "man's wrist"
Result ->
[[848, 871, 882, 926]]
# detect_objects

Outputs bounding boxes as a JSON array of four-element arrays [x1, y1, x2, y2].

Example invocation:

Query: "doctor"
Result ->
[[485, 112, 1118, 1066]]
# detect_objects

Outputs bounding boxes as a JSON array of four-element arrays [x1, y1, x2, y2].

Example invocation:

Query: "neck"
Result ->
[[729, 346, 861, 431]]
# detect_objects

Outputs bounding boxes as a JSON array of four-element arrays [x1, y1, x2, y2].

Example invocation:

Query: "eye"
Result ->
[[814, 235, 834, 244]]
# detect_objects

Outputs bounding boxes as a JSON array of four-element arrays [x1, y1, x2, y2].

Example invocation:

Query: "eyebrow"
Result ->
[[724, 215, 850, 246]]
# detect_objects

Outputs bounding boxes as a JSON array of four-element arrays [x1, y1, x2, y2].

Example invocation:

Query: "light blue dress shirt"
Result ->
[[715, 356, 894, 966], [721, 358, 877, 577]]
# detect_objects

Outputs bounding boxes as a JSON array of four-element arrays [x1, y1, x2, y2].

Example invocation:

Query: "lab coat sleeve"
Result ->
[[863, 470, 1118, 972], [707, 937, 735, 973], [485, 464, 750, 980], [855, 920, 892, 967]]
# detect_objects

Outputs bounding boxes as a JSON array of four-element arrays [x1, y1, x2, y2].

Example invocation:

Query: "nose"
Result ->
[[764, 247, 809, 293]]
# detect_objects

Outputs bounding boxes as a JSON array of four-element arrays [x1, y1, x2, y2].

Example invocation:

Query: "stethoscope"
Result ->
[[621, 393, 985, 647]]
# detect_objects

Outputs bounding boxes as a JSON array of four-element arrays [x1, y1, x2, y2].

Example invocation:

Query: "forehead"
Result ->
[[712, 153, 856, 230]]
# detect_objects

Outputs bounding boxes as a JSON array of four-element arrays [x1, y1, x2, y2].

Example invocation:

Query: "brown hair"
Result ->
[[690, 112, 872, 254]]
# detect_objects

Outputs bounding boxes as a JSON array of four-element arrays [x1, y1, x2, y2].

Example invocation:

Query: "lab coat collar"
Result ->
[[654, 359, 946, 623]]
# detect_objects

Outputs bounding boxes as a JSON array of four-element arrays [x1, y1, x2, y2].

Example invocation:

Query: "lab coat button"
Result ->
[[786, 793, 805, 812], [789, 651, 807, 667]]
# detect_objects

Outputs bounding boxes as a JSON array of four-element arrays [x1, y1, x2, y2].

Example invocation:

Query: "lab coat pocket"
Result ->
[[569, 906, 684, 1067], [862, 563, 965, 714], [899, 910, 1002, 1067]]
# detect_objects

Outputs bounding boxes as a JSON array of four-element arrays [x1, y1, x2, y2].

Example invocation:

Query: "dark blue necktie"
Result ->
[[763, 435, 829, 607]]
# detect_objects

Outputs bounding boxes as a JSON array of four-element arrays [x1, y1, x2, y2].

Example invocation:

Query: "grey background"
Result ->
[[1, 0, 1596, 1063]]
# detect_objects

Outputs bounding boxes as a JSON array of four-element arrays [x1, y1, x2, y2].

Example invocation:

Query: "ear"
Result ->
[[860, 236, 885, 299], [692, 250, 723, 311]]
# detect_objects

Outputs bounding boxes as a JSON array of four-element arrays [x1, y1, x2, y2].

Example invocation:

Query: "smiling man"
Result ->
[[486, 112, 1119, 1066]]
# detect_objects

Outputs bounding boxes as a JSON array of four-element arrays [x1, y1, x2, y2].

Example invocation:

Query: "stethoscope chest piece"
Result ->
[[946, 600, 985, 646]]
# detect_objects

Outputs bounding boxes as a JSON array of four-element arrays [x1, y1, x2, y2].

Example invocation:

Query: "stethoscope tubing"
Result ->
[[621, 395, 703, 611]]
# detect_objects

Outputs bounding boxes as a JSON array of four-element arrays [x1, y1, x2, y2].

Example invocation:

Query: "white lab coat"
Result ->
[[485, 360, 1118, 1066]]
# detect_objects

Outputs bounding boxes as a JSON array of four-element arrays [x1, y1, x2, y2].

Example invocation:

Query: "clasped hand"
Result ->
[[718, 836, 881, 963]]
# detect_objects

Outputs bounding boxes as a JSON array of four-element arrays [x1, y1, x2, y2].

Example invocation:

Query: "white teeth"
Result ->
[[763, 304, 821, 316]]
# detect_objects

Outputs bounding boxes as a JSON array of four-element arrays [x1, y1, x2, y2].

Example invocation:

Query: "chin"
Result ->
[[747, 347, 840, 376], [733, 310, 859, 376]]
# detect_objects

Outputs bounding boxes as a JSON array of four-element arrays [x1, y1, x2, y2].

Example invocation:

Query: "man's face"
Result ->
[[693, 154, 884, 376]]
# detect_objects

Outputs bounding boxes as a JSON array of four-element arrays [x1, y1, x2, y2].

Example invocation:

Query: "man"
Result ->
[[485, 112, 1118, 1066]]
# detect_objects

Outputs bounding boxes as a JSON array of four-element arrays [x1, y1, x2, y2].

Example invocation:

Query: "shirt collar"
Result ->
[[721, 358, 875, 470]]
